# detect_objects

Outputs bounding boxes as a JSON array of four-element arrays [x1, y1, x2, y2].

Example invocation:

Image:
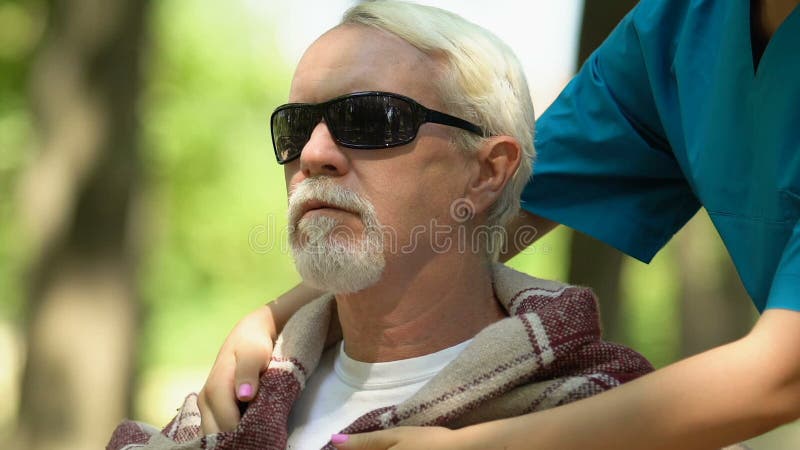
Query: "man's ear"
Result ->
[[465, 136, 522, 216]]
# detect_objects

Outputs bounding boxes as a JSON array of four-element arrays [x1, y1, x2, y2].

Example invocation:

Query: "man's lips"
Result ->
[[299, 200, 357, 219]]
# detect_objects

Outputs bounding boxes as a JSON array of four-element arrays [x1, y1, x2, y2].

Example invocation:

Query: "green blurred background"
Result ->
[[0, 0, 797, 448]]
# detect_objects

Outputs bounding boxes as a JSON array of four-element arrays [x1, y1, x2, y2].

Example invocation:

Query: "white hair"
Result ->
[[341, 1, 536, 245]]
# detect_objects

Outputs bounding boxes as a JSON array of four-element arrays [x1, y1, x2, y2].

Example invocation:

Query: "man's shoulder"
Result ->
[[492, 264, 598, 316]]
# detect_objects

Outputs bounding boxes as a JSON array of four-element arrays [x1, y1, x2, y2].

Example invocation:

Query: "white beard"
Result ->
[[288, 178, 385, 294]]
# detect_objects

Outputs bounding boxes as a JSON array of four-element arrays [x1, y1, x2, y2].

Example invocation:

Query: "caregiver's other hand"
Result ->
[[198, 304, 275, 434], [331, 426, 479, 450]]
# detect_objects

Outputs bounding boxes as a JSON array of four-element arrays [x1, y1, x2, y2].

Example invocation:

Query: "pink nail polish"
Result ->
[[331, 434, 349, 444], [238, 383, 253, 398]]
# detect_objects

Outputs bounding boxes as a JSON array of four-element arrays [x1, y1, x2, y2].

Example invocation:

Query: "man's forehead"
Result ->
[[288, 25, 442, 105]]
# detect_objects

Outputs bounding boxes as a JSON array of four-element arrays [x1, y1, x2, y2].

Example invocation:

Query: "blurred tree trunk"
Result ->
[[16, 0, 149, 449], [569, 233, 626, 342], [675, 211, 757, 357], [567, 0, 637, 344]]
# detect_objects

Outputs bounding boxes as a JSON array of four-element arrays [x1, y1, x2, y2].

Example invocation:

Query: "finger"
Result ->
[[234, 338, 273, 402], [198, 388, 231, 435], [200, 410, 220, 435], [198, 360, 243, 432], [331, 431, 398, 450]]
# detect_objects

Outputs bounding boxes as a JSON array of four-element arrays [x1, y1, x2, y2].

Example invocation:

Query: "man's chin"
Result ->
[[292, 250, 385, 295], [293, 234, 361, 250], [293, 217, 369, 247]]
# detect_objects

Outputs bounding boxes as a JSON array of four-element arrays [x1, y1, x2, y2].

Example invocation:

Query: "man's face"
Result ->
[[284, 25, 475, 293]]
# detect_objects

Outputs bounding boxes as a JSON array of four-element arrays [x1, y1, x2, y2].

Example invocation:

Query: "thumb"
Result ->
[[331, 431, 398, 450]]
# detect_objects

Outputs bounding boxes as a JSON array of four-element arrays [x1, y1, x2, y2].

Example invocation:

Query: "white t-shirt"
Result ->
[[286, 339, 472, 450]]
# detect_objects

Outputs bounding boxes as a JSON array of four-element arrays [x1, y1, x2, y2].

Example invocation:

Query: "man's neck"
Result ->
[[333, 252, 507, 363]]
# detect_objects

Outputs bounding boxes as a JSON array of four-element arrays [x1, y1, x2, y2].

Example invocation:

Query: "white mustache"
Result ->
[[287, 177, 377, 228]]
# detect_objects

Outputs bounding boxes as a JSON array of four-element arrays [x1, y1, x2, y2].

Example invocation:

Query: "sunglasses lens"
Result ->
[[272, 106, 316, 162], [270, 94, 423, 164], [327, 95, 416, 147]]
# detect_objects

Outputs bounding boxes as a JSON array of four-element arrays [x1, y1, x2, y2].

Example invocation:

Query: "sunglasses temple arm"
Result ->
[[425, 110, 487, 137]]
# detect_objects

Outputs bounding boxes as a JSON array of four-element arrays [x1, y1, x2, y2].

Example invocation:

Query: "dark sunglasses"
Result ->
[[270, 91, 487, 164]]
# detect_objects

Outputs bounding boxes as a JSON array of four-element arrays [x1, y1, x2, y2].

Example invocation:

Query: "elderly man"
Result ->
[[108, 2, 651, 449]]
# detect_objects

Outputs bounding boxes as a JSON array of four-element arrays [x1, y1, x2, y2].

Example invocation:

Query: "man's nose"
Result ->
[[299, 121, 349, 178]]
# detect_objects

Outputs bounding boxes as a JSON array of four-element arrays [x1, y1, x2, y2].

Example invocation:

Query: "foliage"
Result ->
[[0, 0, 45, 321], [137, 0, 298, 372]]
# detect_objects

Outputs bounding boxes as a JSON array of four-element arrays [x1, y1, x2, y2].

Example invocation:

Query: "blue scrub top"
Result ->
[[523, 0, 800, 312]]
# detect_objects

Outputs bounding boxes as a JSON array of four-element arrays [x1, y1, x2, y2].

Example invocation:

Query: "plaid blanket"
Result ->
[[108, 264, 655, 450]]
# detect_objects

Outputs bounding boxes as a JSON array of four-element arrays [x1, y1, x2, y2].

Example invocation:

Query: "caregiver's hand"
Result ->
[[197, 282, 325, 434], [198, 304, 275, 434], [331, 426, 479, 450]]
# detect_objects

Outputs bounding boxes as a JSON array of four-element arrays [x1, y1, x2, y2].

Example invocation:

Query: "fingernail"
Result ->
[[331, 434, 349, 444], [238, 383, 253, 398]]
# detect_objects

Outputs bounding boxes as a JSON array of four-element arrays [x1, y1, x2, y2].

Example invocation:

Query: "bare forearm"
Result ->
[[464, 312, 800, 449], [266, 282, 325, 338], [498, 210, 559, 262]]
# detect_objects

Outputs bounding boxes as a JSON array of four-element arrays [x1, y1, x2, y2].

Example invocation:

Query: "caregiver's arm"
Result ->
[[473, 309, 800, 449], [499, 211, 558, 262], [198, 210, 557, 433], [459, 219, 800, 449]]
